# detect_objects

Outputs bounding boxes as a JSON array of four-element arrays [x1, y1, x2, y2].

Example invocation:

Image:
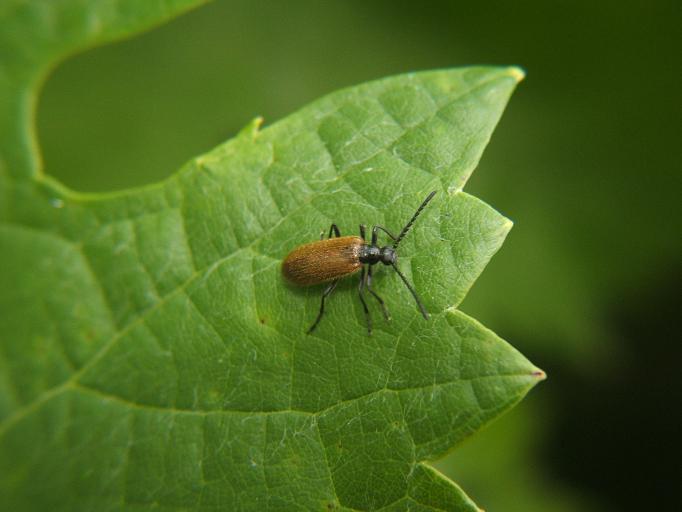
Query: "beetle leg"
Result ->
[[359, 224, 367, 241], [327, 223, 341, 239], [307, 279, 340, 334], [358, 266, 372, 335], [367, 265, 391, 321], [372, 225, 398, 244]]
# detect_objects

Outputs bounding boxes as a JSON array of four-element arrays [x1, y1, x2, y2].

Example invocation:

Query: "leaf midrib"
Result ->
[[0, 326, 536, 439]]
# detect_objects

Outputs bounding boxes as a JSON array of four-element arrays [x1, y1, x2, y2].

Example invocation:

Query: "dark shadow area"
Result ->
[[545, 266, 681, 511]]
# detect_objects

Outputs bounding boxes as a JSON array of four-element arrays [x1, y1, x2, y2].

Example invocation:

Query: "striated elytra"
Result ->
[[282, 191, 437, 335]]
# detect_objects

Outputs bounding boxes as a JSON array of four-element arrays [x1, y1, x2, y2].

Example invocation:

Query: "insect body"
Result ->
[[282, 236, 364, 285], [282, 191, 437, 334]]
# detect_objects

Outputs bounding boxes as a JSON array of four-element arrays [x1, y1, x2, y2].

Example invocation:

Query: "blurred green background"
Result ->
[[37, 1, 680, 510]]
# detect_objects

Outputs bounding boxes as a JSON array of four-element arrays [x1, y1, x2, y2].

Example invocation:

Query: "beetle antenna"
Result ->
[[393, 191, 437, 248], [390, 263, 429, 320]]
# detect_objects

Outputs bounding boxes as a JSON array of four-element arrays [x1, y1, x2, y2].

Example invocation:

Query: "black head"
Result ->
[[379, 246, 396, 265]]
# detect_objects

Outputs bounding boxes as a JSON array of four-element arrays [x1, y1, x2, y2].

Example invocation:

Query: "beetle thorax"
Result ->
[[359, 244, 380, 264], [359, 244, 396, 265]]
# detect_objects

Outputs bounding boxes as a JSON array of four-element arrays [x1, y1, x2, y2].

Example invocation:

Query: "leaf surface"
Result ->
[[0, 2, 543, 510]]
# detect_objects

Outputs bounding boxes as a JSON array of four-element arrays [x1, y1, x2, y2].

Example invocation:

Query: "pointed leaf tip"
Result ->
[[532, 369, 547, 381], [506, 66, 526, 82]]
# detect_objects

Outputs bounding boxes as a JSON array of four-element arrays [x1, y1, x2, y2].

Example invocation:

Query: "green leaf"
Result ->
[[0, 2, 544, 510], [0, 0, 208, 179]]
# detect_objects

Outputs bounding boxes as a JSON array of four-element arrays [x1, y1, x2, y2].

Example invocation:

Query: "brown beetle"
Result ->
[[282, 191, 436, 334]]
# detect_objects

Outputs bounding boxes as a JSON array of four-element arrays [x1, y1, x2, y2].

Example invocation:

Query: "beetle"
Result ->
[[282, 191, 437, 334]]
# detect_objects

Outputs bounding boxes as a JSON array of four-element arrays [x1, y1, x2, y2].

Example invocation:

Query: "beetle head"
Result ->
[[379, 246, 397, 265]]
